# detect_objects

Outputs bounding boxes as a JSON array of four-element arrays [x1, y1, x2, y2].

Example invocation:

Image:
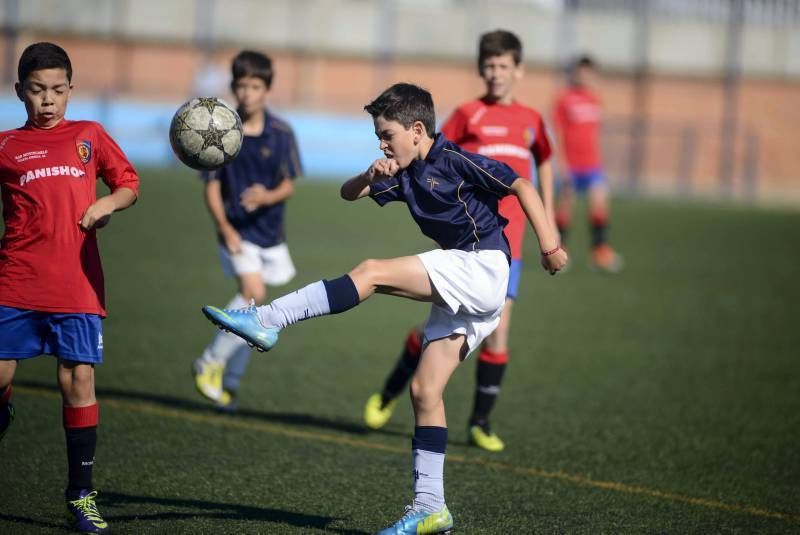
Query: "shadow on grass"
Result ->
[[14, 379, 411, 439], [0, 514, 70, 532], [0, 492, 369, 534], [101, 491, 369, 533]]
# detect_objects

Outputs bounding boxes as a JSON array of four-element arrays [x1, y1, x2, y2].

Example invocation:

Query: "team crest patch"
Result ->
[[523, 127, 536, 146], [76, 140, 92, 164]]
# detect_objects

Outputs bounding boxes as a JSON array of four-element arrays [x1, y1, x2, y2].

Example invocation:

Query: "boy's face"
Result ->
[[374, 116, 424, 170], [16, 68, 72, 129], [480, 53, 522, 103], [232, 75, 269, 117], [575, 65, 596, 88]]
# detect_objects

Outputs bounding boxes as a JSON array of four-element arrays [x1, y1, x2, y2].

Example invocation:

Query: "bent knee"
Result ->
[[352, 258, 382, 275], [410, 377, 443, 412], [349, 258, 385, 285]]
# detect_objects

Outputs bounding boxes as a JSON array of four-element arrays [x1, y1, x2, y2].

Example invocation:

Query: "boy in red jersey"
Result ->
[[0, 43, 138, 534], [552, 54, 623, 272], [363, 30, 556, 452]]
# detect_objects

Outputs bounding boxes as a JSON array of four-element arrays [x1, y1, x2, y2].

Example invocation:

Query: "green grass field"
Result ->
[[1, 169, 799, 534]]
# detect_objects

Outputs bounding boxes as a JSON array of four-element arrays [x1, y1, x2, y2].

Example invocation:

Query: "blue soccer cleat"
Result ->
[[66, 490, 108, 534], [375, 505, 453, 535], [202, 303, 280, 353]]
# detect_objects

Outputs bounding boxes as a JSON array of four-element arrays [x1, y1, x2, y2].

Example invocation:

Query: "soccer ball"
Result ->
[[169, 97, 243, 171]]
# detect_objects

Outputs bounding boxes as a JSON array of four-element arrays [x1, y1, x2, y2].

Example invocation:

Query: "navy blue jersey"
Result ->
[[205, 110, 302, 248], [369, 134, 518, 258]]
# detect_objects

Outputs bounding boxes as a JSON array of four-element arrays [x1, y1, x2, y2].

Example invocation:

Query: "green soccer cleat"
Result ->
[[376, 505, 453, 535], [469, 424, 505, 452], [202, 304, 279, 353], [66, 490, 108, 534], [0, 403, 14, 442], [364, 393, 397, 430], [192, 359, 224, 402]]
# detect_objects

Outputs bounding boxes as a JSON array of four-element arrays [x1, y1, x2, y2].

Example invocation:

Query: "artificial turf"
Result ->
[[1, 170, 798, 533]]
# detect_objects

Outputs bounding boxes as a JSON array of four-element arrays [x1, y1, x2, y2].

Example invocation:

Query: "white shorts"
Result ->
[[417, 249, 510, 357], [219, 241, 296, 286]]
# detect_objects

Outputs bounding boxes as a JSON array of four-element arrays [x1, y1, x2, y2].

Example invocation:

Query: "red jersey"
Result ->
[[0, 120, 139, 316], [441, 98, 552, 259], [552, 87, 602, 172]]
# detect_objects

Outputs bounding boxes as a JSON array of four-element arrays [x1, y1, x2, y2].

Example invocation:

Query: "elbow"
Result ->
[[284, 181, 295, 200], [510, 177, 531, 196], [340, 185, 356, 201]]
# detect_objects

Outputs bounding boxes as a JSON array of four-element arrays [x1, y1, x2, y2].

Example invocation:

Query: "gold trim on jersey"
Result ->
[[372, 183, 399, 196], [457, 180, 480, 250], [444, 148, 512, 192]]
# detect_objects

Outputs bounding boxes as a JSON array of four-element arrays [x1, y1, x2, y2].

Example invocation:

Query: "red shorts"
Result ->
[[499, 196, 525, 260]]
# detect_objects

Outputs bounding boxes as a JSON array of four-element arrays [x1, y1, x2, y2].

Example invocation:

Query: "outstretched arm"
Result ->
[[536, 159, 557, 233], [511, 178, 568, 274], [79, 187, 137, 230], [341, 158, 399, 201]]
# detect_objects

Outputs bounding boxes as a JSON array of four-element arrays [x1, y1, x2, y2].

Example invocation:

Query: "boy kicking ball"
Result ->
[[202, 83, 566, 534]]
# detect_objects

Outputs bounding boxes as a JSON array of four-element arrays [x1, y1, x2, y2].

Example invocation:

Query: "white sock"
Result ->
[[201, 294, 250, 364], [257, 281, 330, 329], [412, 449, 446, 513]]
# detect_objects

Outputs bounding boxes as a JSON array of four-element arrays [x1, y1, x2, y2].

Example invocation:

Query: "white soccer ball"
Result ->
[[169, 97, 243, 171]]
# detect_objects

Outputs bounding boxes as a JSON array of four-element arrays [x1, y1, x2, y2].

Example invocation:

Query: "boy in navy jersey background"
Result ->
[[0, 42, 139, 534], [202, 83, 566, 534], [192, 50, 302, 411]]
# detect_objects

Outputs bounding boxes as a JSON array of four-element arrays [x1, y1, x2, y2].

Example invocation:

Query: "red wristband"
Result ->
[[541, 245, 561, 257]]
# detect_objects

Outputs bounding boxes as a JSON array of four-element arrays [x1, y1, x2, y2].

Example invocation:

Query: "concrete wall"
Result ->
[[2, 0, 799, 78]]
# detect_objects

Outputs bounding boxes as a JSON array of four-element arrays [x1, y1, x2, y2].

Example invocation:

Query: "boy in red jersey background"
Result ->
[[0, 42, 138, 534], [552, 54, 623, 272], [363, 30, 557, 452]]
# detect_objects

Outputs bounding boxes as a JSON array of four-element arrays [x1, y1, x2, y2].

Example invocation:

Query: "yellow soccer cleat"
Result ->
[[215, 389, 239, 413], [193, 360, 224, 402], [469, 425, 505, 452], [364, 393, 397, 430]]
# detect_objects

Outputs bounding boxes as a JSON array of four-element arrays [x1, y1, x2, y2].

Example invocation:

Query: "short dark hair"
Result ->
[[571, 53, 596, 72], [231, 50, 273, 88], [566, 53, 597, 84], [17, 42, 72, 83], [478, 30, 522, 68], [364, 83, 435, 137]]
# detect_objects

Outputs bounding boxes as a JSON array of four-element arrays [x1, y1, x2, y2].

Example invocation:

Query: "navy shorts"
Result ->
[[571, 168, 606, 193], [0, 306, 103, 363]]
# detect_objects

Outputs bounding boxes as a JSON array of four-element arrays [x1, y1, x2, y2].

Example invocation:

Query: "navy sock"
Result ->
[[322, 275, 360, 314], [412, 426, 448, 454]]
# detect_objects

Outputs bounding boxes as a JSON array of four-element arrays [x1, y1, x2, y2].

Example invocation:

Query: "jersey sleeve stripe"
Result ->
[[443, 148, 512, 190], [372, 184, 399, 196]]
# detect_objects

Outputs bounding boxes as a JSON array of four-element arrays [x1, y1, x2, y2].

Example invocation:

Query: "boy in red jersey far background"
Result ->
[[0, 42, 139, 534], [552, 54, 623, 272], [363, 29, 557, 452]]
